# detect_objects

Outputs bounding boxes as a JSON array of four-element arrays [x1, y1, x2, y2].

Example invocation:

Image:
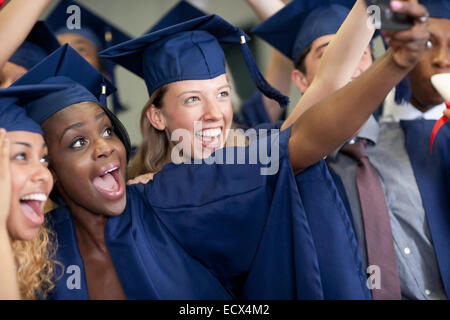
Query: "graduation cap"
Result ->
[[422, 0, 450, 20], [252, 0, 355, 63], [11, 44, 131, 160], [9, 21, 61, 71], [0, 84, 74, 135], [145, 0, 206, 34], [46, 0, 133, 113], [393, 0, 450, 104], [100, 14, 290, 108]]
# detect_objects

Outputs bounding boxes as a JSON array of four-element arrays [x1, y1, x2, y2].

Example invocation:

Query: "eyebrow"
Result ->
[[14, 142, 31, 148], [177, 85, 231, 98], [315, 42, 330, 53], [59, 112, 107, 141]]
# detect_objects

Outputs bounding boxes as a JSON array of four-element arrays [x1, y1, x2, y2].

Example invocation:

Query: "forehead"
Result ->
[[429, 18, 450, 38], [6, 130, 45, 147], [57, 33, 98, 50], [43, 102, 105, 132], [166, 73, 230, 94]]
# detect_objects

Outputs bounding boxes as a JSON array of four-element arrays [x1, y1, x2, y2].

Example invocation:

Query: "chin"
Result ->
[[101, 198, 127, 217], [9, 225, 40, 242]]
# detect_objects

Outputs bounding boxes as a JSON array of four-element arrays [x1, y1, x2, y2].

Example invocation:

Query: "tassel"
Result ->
[[99, 80, 107, 109], [395, 76, 412, 105], [239, 34, 290, 109]]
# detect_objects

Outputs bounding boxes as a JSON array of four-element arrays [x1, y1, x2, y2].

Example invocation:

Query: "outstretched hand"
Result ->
[[383, 0, 430, 70]]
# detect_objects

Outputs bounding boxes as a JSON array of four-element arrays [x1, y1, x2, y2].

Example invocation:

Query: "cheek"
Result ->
[[9, 163, 27, 201], [223, 104, 233, 129], [53, 152, 91, 192], [166, 108, 199, 134]]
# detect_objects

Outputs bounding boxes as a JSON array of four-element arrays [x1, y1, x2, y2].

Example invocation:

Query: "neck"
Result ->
[[410, 96, 439, 113], [58, 189, 109, 251]]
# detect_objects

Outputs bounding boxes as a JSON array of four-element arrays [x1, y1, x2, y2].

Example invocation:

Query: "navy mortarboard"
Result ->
[[46, 0, 133, 113], [145, 0, 206, 34], [100, 14, 290, 108], [10, 44, 131, 159], [0, 83, 74, 135], [8, 21, 60, 71], [252, 0, 356, 63]]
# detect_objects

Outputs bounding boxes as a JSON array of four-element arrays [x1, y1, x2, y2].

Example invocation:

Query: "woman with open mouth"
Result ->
[[12, 0, 429, 299], [0, 85, 64, 299]]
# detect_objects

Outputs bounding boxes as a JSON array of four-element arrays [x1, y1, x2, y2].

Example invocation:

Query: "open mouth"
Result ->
[[195, 127, 223, 150], [19, 193, 46, 226], [92, 162, 124, 200]]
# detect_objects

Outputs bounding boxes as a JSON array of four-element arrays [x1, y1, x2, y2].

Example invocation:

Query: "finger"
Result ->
[[384, 28, 430, 42], [390, 0, 429, 20]]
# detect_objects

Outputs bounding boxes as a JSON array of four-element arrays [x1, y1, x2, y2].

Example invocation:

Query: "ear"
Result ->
[[146, 105, 166, 131], [291, 69, 310, 94]]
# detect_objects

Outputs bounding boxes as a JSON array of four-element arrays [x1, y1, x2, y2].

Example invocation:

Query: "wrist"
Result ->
[[385, 48, 415, 73]]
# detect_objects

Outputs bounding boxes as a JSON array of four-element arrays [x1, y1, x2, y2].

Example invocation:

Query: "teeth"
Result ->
[[20, 193, 47, 202], [104, 166, 119, 175], [196, 128, 222, 138]]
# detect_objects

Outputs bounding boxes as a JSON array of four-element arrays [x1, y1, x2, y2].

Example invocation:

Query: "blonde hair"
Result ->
[[11, 223, 60, 300], [128, 86, 169, 179]]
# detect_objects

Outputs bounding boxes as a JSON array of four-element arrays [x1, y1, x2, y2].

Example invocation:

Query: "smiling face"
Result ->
[[147, 74, 234, 160], [408, 18, 450, 111], [42, 102, 127, 217], [6, 131, 53, 241], [0, 62, 28, 88]]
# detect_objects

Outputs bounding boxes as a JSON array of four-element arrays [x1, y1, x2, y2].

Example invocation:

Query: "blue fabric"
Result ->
[[400, 120, 450, 298], [47, 126, 369, 300], [146, 0, 206, 34], [252, 0, 352, 62], [235, 91, 271, 128], [0, 99, 42, 135], [46, 0, 132, 114], [0, 84, 74, 134], [235, 91, 287, 129], [421, 0, 450, 19], [255, 121, 370, 299], [11, 45, 114, 125], [46, 0, 132, 51], [48, 127, 317, 299], [9, 21, 60, 70]]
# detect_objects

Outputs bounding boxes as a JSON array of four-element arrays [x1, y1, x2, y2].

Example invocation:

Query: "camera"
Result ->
[[366, 0, 414, 30]]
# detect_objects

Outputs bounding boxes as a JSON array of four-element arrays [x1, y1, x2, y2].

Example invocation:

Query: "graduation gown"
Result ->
[[253, 121, 370, 300], [48, 127, 316, 299], [48, 127, 369, 300], [234, 91, 286, 129]]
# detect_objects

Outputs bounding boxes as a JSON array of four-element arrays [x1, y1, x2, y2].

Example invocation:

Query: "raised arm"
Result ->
[[245, 0, 292, 123], [0, 0, 51, 70], [288, 0, 429, 173], [282, 0, 375, 129], [0, 129, 20, 299]]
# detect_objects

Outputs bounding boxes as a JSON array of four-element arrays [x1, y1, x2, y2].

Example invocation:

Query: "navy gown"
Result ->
[[234, 91, 286, 129], [48, 127, 370, 300]]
